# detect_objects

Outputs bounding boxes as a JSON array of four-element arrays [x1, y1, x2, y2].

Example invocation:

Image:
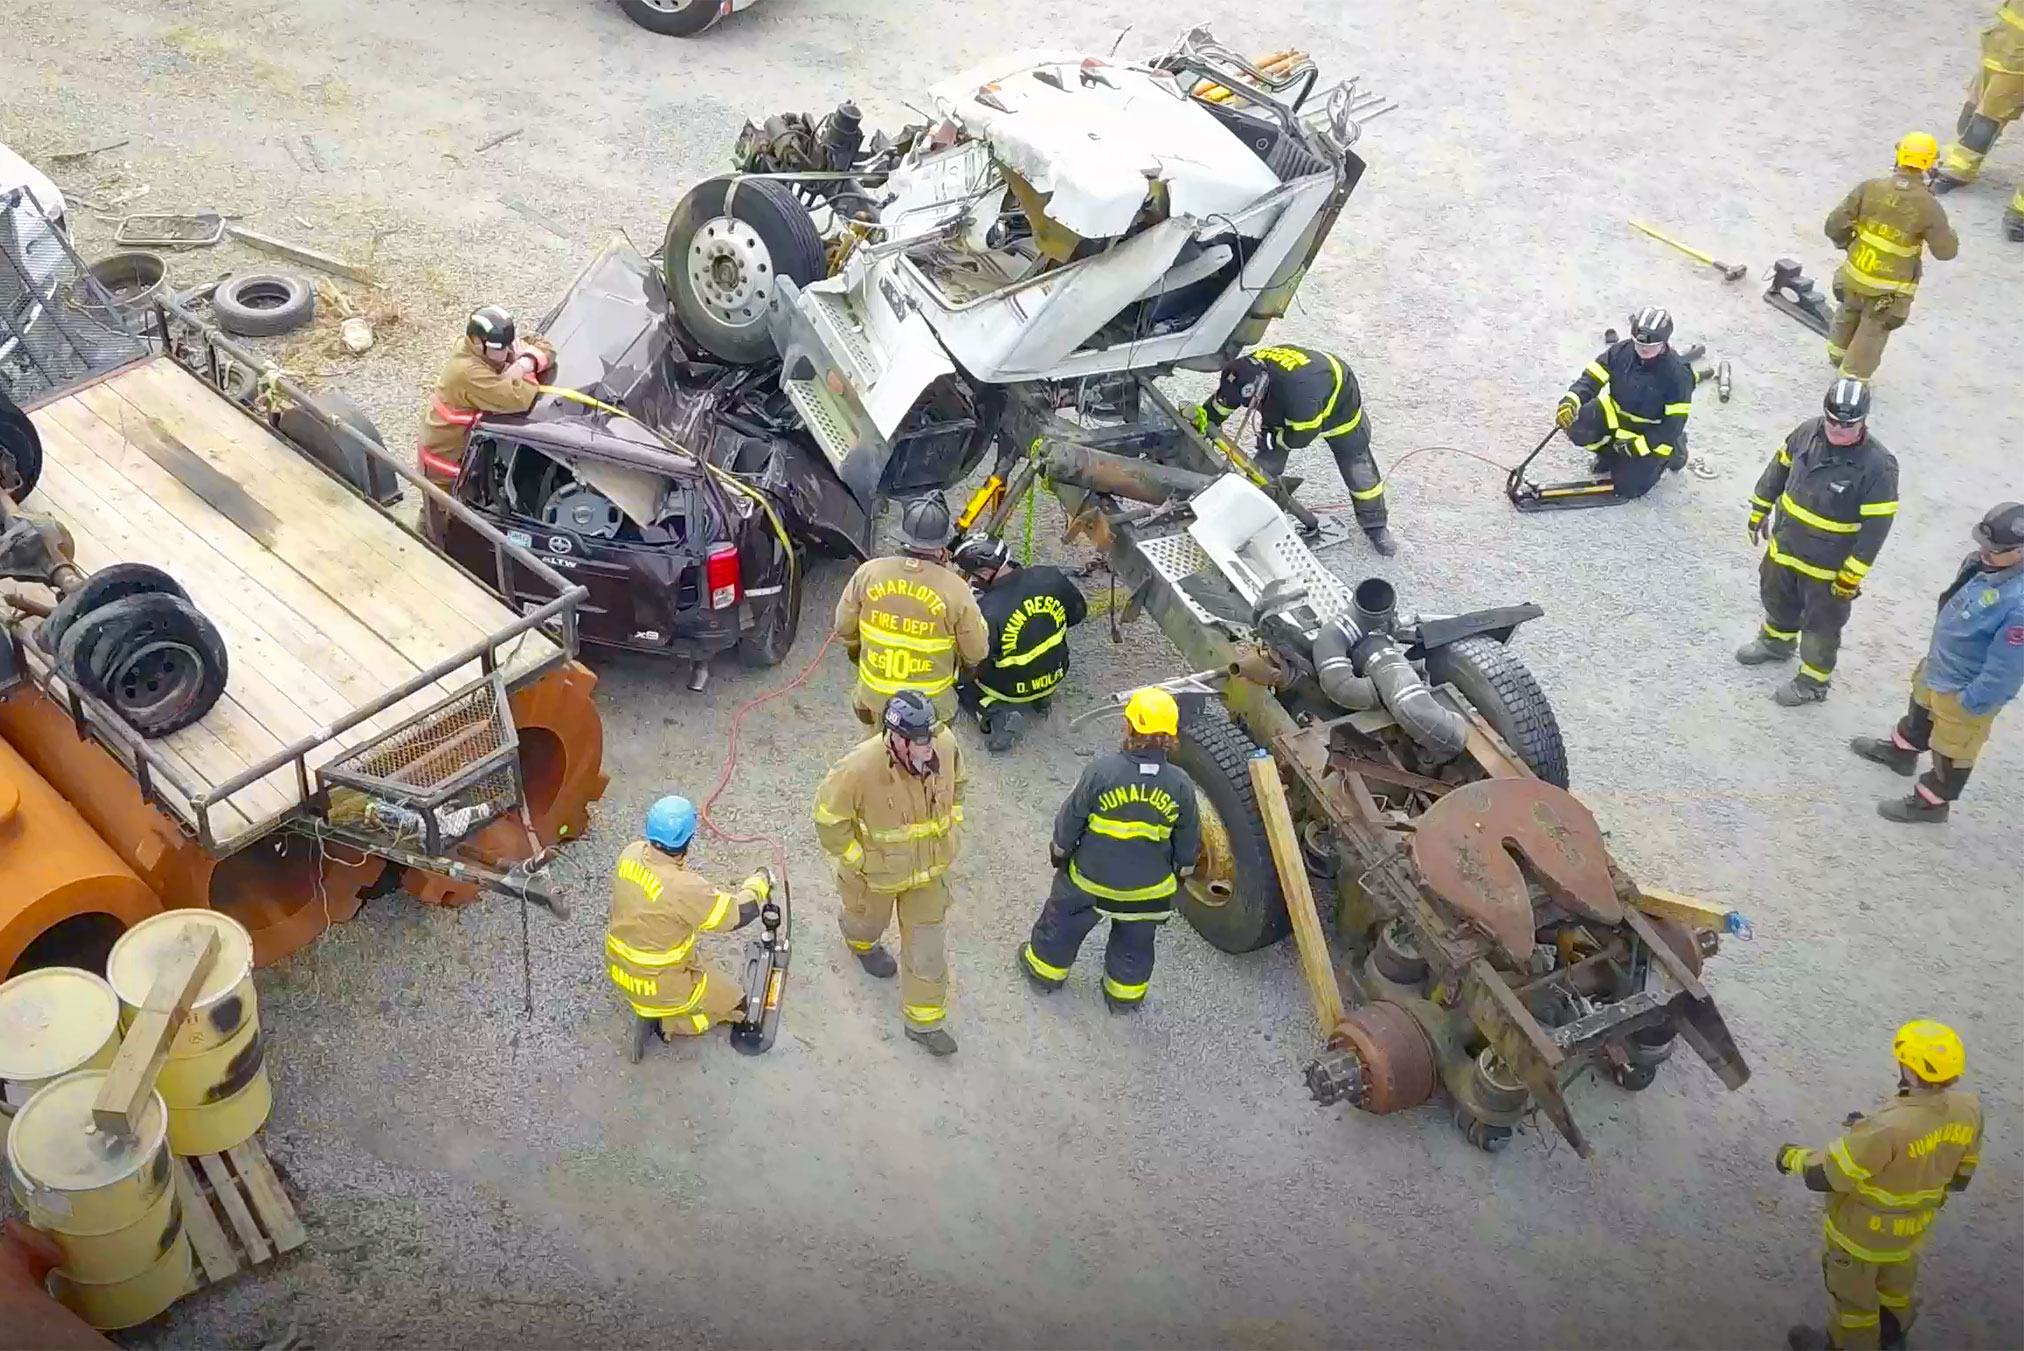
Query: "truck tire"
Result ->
[[213, 272, 316, 337], [38, 563, 189, 655], [277, 390, 403, 506], [664, 176, 825, 365], [1424, 634, 1568, 787], [617, 0, 721, 35], [58, 592, 229, 737], [1170, 705, 1288, 953], [0, 388, 42, 501]]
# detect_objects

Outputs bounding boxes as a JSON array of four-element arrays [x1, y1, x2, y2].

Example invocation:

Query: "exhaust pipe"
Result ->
[[1311, 578, 1469, 760]]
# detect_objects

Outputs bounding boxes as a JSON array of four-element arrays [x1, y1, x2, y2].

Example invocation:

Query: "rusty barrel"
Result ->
[[0, 967, 122, 1120], [107, 911, 270, 1155], [5, 1069, 191, 1329]]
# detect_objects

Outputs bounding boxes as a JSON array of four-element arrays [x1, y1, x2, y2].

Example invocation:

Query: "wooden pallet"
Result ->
[[173, 1137, 307, 1292]]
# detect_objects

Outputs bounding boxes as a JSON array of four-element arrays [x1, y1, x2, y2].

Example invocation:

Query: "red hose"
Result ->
[[697, 630, 838, 876]]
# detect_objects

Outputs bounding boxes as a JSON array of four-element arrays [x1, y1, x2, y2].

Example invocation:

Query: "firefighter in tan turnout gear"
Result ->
[[1737, 379, 1899, 707], [813, 690, 967, 1056], [1776, 1021, 1981, 1351], [1822, 136, 1958, 378], [605, 795, 773, 1060], [833, 492, 989, 727], [1934, 1, 2024, 240], [418, 305, 555, 484]]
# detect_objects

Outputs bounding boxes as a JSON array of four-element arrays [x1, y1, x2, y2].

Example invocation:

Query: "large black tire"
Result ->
[[1170, 705, 1288, 953], [277, 390, 403, 506], [213, 272, 316, 337], [59, 592, 229, 737], [664, 176, 825, 365], [1424, 634, 1569, 787], [735, 543, 803, 667], [617, 0, 721, 34], [0, 388, 42, 501], [38, 563, 189, 655]]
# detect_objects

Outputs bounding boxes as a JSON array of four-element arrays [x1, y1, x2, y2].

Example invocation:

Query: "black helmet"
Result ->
[[1629, 306, 1674, 344], [467, 305, 516, 350], [1824, 376, 1871, 424], [882, 689, 936, 742], [1973, 501, 2024, 551], [896, 492, 954, 553], [952, 534, 1010, 578]]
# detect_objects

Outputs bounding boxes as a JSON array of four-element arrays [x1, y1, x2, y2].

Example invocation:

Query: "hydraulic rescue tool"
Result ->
[[730, 866, 791, 1055]]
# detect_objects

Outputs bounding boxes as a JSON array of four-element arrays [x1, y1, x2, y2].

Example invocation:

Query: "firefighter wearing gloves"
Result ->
[[1737, 379, 1899, 706], [812, 690, 967, 1055], [1018, 688, 1201, 1014], [418, 306, 555, 484], [950, 535, 1088, 753], [1849, 503, 2024, 822], [1934, 2, 2024, 242], [833, 492, 989, 727], [1823, 136, 1958, 378], [1195, 345, 1398, 556], [605, 795, 773, 1056], [1554, 306, 1696, 501], [1776, 1021, 1980, 1351]]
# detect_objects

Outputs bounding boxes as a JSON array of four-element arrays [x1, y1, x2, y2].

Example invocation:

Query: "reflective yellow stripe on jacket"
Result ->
[[1087, 815, 1173, 842], [858, 619, 958, 696], [1767, 543, 1839, 580], [867, 805, 963, 843], [1069, 860, 1176, 902], [1779, 492, 1860, 534], [607, 931, 696, 967], [628, 971, 712, 1019], [1284, 355, 1346, 432], [995, 627, 1067, 668]]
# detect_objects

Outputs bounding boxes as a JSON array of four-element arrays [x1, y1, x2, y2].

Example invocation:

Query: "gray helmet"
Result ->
[[1629, 306, 1674, 345], [468, 305, 516, 350], [1824, 376, 1871, 424], [952, 534, 1010, 579], [896, 492, 954, 553], [882, 689, 936, 742], [1973, 501, 2024, 551]]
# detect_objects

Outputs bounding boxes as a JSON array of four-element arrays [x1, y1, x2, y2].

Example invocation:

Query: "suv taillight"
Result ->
[[706, 542, 741, 610]]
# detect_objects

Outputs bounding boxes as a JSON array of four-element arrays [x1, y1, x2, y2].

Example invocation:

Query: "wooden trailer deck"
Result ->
[[22, 357, 557, 851]]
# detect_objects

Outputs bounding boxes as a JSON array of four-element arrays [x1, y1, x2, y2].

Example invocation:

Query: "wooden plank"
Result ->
[[226, 1142, 306, 1254], [175, 1156, 241, 1284], [224, 225, 375, 283], [93, 931, 220, 1135], [1634, 886, 1737, 933], [1249, 753, 1347, 1038], [197, 1152, 271, 1266]]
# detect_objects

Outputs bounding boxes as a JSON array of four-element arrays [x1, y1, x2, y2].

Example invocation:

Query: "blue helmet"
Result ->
[[644, 795, 698, 851]]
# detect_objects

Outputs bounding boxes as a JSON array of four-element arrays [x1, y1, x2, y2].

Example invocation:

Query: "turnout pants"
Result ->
[[1759, 553, 1853, 688], [1821, 1242, 1918, 1350], [1022, 870, 1169, 1004], [838, 869, 952, 1028], [1892, 660, 1998, 806], [1254, 418, 1389, 530], [1566, 402, 1668, 499], [1941, 62, 2024, 183], [652, 959, 746, 1038], [957, 676, 1051, 727], [1827, 282, 1910, 380]]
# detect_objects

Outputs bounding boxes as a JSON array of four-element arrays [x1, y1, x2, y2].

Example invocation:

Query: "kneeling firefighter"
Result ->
[[605, 795, 774, 1055], [418, 306, 555, 485], [1194, 344, 1398, 555], [1543, 306, 1696, 505], [1019, 688, 1201, 1013], [951, 535, 1089, 753]]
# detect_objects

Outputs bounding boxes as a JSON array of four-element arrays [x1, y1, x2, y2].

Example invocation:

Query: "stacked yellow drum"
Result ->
[[0, 967, 122, 1124], [106, 910, 271, 1156]]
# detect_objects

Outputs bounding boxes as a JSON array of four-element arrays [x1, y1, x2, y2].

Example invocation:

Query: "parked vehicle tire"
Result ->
[[37, 563, 189, 655], [664, 176, 825, 365], [213, 271, 316, 337], [735, 541, 802, 667], [277, 389, 403, 506], [617, 0, 721, 35], [57, 592, 229, 737], [1170, 705, 1289, 954], [1423, 634, 1569, 787], [0, 387, 42, 501]]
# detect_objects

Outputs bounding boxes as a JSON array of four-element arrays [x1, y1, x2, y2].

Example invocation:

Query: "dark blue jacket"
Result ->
[[1925, 554, 2024, 716]]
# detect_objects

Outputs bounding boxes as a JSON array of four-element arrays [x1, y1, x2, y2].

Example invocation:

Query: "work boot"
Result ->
[[1103, 989, 1143, 1015], [1786, 1327, 1831, 1351], [1773, 678, 1829, 707], [1735, 635, 1796, 666], [1364, 526, 1399, 557], [2006, 206, 2024, 243], [1879, 793, 1949, 824], [853, 943, 898, 978], [1849, 735, 1919, 775], [1017, 943, 1063, 995], [905, 1025, 958, 1056], [985, 708, 1024, 754]]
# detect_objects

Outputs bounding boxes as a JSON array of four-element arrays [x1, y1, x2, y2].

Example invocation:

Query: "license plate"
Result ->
[[506, 530, 532, 549]]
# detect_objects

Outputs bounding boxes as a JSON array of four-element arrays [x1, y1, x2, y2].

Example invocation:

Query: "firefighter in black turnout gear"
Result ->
[[1736, 378, 1900, 706], [1196, 344, 1398, 555], [1551, 307, 1697, 502], [1019, 688, 1202, 1013], [951, 535, 1088, 753]]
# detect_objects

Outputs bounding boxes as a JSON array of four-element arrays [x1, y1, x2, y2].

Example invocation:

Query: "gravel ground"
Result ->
[[3, 0, 2020, 1347]]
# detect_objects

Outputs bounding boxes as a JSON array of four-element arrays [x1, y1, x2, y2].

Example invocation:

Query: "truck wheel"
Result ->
[[1423, 634, 1569, 787], [735, 542, 802, 667], [38, 563, 189, 655], [59, 593, 229, 737], [664, 176, 825, 364], [617, 0, 721, 35], [1170, 706, 1288, 953]]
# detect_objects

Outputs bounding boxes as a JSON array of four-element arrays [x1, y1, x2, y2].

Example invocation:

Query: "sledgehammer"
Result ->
[[1629, 219, 1749, 281]]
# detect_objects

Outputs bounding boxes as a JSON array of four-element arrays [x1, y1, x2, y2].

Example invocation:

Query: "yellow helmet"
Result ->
[[1893, 1019, 1965, 1083], [1896, 132, 1940, 172], [1123, 687, 1180, 736]]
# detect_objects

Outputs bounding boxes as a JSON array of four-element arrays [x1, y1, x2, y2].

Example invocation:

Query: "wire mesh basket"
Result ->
[[318, 672, 524, 856], [1, 187, 151, 404]]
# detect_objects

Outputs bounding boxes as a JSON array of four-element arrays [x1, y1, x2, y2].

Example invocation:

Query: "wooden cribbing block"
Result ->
[[1248, 754, 1347, 1037], [92, 928, 220, 1136]]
